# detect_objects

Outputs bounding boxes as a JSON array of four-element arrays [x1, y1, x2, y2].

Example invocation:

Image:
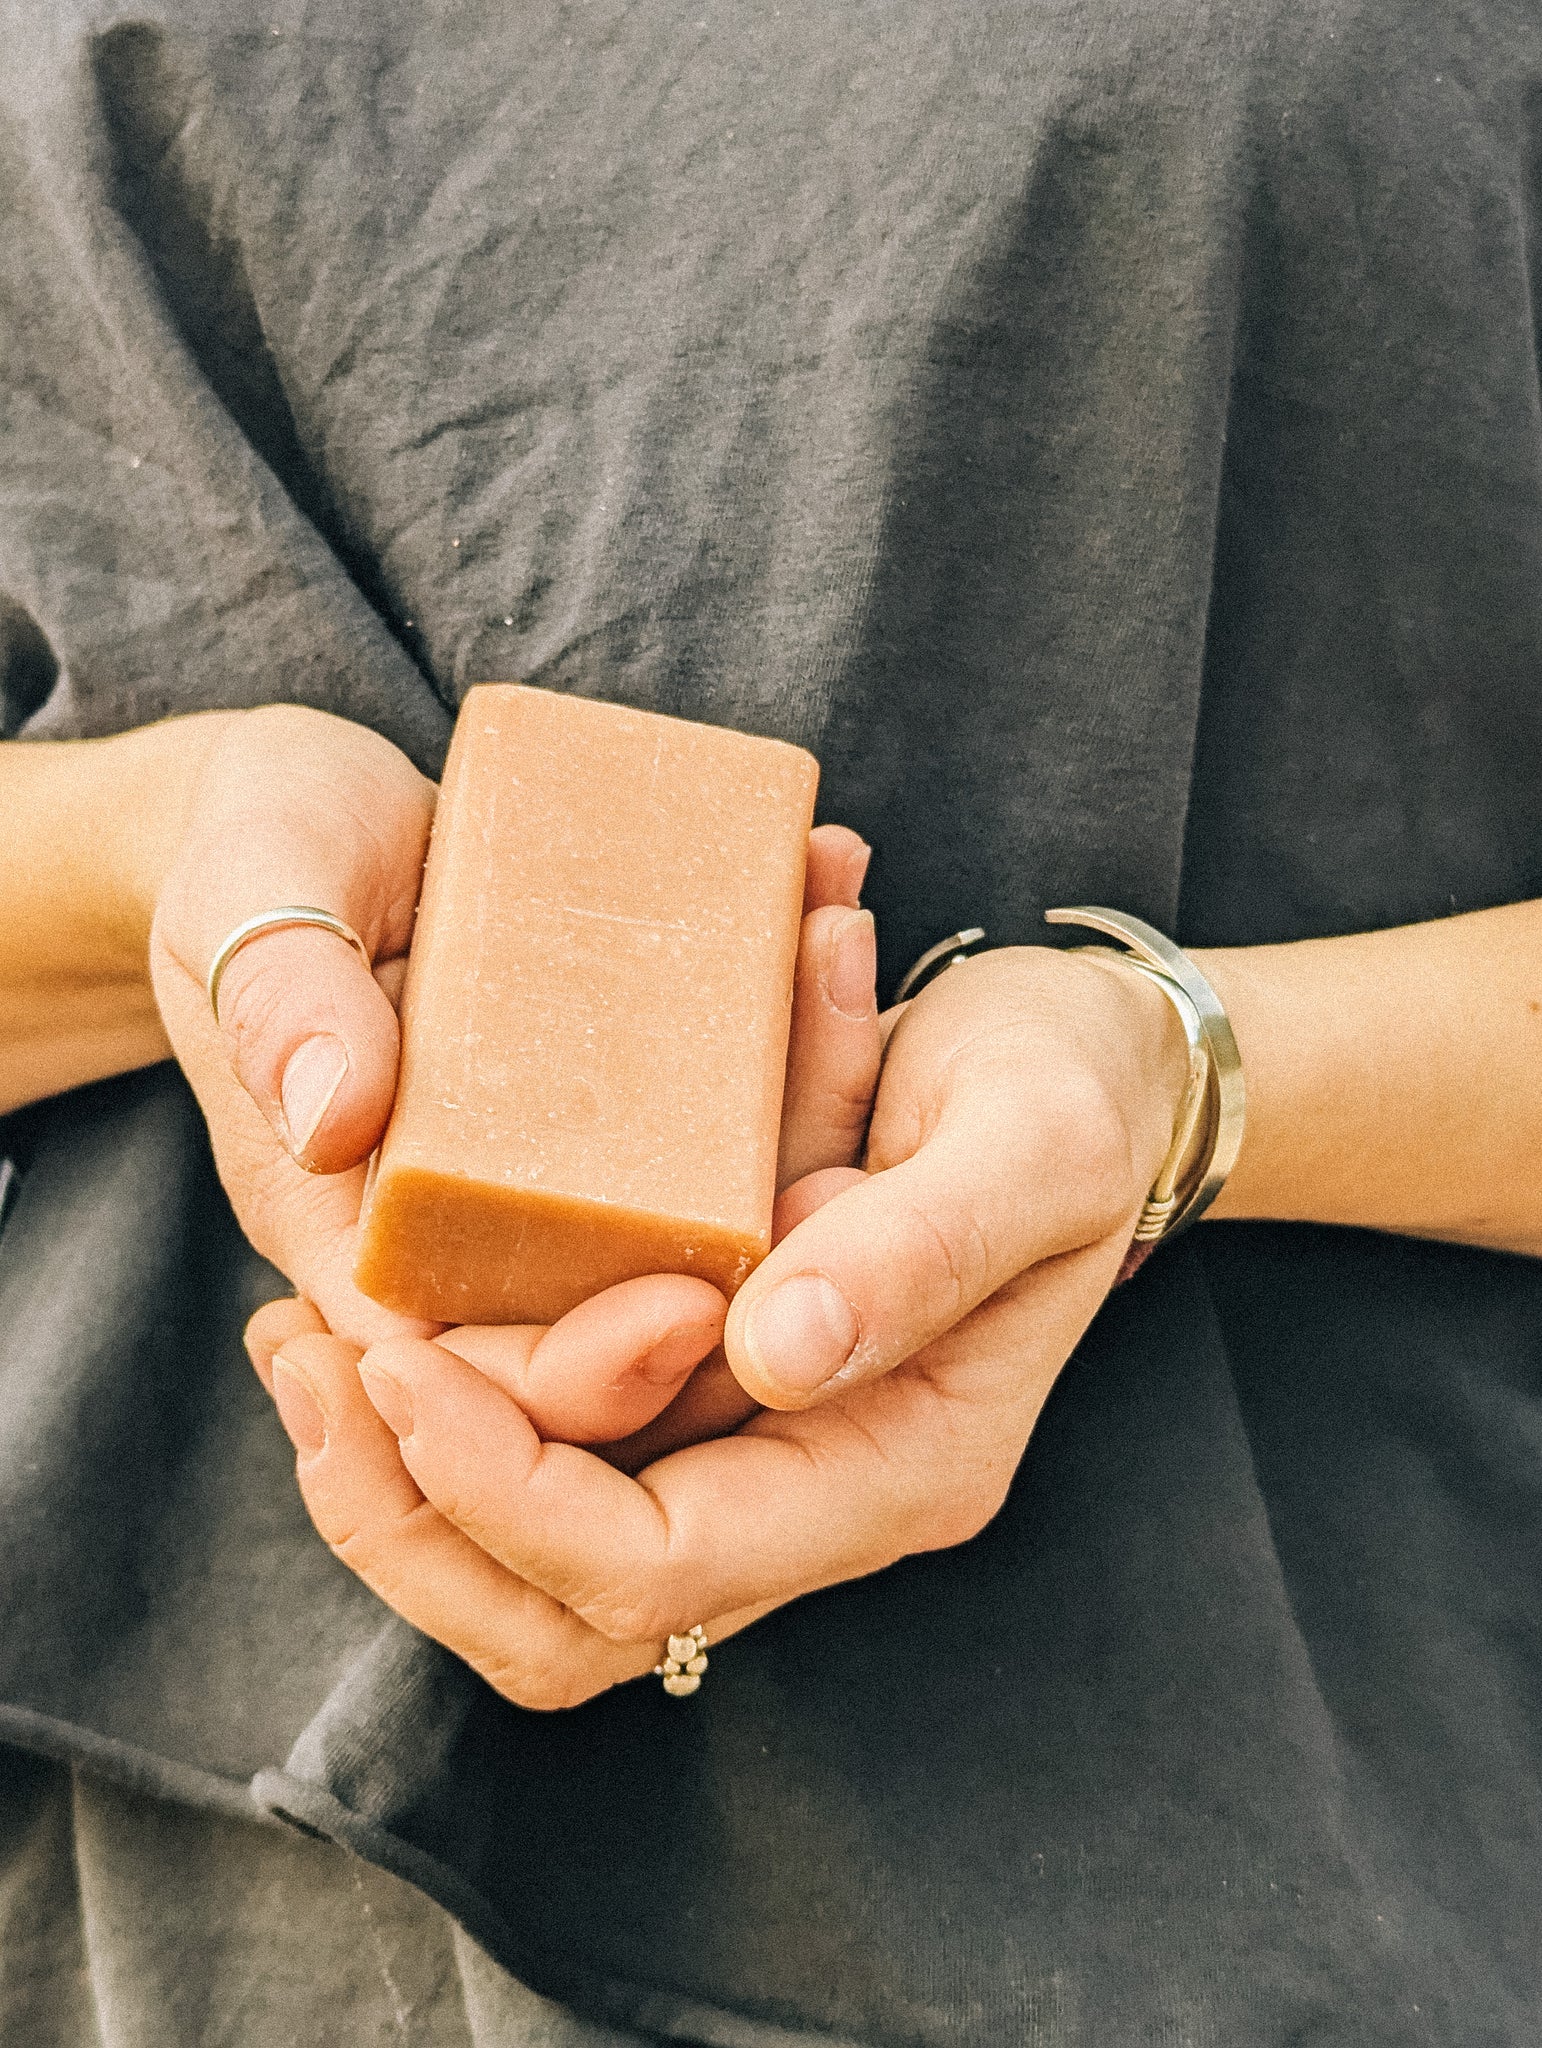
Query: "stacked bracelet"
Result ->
[[1044, 909, 1245, 1241], [1087, 955, 1211, 1242], [892, 907, 1245, 1250]]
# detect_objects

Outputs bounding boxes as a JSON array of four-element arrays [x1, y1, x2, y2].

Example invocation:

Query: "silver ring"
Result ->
[[654, 1625, 709, 1697], [207, 907, 372, 1022]]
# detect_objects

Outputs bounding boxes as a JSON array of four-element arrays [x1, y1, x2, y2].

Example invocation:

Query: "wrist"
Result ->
[[0, 712, 246, 1112], [1075, 951, 1201, 1201], [1189, 935, 1374, 1232], [104, 712, 249, 964], [1038, 910, 1245, 1251]]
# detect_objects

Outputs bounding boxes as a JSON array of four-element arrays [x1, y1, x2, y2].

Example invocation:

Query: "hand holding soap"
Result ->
[[354, 684, 818, 1326]]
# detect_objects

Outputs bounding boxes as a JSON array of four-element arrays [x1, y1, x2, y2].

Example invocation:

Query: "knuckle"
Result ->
[[914, 1474, 1010, 1554], [421, 1468, 482, 1542], [822, 1069, 878, 1133], [578, 1584, 675, 1646], [327, 1496, 431, 1581], [326, 1511, 396, 1576], [328, 1522, 377, 1569], [233, 1161, 337, 1279], [220, 957, 294, 1064], [479, 1653, 589, 1714], [895, 1193, 991, 1323]]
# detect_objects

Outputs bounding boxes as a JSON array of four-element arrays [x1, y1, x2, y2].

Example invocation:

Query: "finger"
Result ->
[[250, 1175, 866, 1443], [598, 1170, 866, 1470], [777, 904, 881, 1189], [727, 957, 1164, 1407], [435, 1274, 726, 1445], [153, 893, 441, 1346], [215, 927, 404, 1171], [153, 707, 436, 1172], [351, 1253, 1101, 1637], [151, 958, 440, 1346], [724, 1140, 1101, 1412], [354, 1332, 717, 1631], [803, 825, 870, 913], [600, 1346, 756, 1473], [244, 1294, 328, 1395], [268, 1332, 655, 1709], [774, 1164, 868, 1240], [877, 999, 908, 1052], [724, 991, 1130, 1409]]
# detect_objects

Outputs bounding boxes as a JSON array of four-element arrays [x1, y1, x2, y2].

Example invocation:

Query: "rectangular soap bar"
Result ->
[[354, 683, 818, 1325]]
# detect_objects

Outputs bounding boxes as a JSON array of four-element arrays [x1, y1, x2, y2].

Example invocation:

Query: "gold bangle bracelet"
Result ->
[[1045, 907, 1245, 1236], [892, 927, 988, 1003], [1076, 952, 1213, 1241], [890, 908, 1245, 1246]]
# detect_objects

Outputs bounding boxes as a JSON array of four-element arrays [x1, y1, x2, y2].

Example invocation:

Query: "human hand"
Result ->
[[151, 704, 880, 1376], [249, 944, 1191, 1707]]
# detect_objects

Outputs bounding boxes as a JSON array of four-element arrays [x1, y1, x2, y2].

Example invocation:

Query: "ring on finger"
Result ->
[[654, 1624, 709, 1697], [207, 907, 372, 1022]]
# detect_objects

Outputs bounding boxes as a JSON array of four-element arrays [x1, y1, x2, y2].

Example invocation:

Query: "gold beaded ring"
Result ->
[[655, 1625, 709, 1697]]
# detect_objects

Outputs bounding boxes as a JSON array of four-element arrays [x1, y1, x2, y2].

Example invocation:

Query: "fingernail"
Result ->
[[742, 1275, 860, 1397], [271, 1359, 328, 1454], [359, 1365, 414, 1439], [827, 910, 877, 1019], [632, 1326, 719, 1387], [847, 839, 873, 898], [280, 1035, 350, 1156]]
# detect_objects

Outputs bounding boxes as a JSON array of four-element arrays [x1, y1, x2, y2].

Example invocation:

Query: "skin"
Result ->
[[5, 707, 1542, 1709], [0, 713, 243, 1115]]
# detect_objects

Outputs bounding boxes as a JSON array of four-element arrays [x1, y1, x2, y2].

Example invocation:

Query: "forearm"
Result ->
[[0, 714, 241, 1114], [1195, 901, 1542, 1257]]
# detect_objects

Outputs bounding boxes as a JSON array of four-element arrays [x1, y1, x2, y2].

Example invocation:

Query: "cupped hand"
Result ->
[[153, 705, 880, 1388], [151, 707, 439, 1346], [251, 945, 1192, 1709]]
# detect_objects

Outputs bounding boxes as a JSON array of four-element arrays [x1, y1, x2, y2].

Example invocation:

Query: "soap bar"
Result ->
[[354, 683, 819, 1326]]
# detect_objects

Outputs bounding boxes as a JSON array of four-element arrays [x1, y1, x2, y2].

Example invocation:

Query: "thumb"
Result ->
[[723, 1074, 1135, 1412], [723, 1142, 1029, 1412], [153, 707, 436, 1174]]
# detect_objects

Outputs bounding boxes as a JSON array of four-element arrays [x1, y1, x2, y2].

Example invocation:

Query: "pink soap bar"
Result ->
[[354, 683, 818, 1325]]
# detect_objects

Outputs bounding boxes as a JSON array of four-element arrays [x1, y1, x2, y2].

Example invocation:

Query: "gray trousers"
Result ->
[[0, 1749, 651, 2048]]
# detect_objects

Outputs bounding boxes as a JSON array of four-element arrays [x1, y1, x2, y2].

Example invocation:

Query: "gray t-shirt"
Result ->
[[3, 2, 1541, 2042]]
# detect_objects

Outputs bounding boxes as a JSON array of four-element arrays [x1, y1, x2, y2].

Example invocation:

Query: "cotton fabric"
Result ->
[[0, 1745, 640, 2047], [2, 1, 1541, 2041]]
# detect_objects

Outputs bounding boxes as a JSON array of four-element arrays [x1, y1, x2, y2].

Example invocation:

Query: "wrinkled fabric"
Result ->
[[0, 1745, 644, 2047], [2, 1, 1541, 2042]]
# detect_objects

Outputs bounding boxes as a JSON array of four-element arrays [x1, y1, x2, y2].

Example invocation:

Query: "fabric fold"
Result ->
[[2, 0, 1541, 2038]]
